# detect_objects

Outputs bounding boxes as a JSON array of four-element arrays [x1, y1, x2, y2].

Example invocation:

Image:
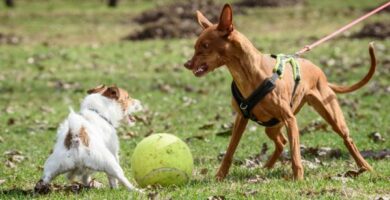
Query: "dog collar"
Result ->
[[87, 108, 114, 127]]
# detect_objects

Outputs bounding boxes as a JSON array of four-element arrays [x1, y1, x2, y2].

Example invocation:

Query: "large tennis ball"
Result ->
[[131, 133, 193, 187]]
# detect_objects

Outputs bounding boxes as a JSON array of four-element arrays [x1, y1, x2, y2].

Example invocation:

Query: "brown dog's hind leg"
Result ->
[[263, 126, 287, 169], [307, 89, 373, 171], [216, 114, 248, 181]]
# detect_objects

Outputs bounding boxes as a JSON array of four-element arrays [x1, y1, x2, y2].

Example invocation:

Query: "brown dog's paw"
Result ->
[[215, 171, 226, 182], [34, 180, 51, 194]]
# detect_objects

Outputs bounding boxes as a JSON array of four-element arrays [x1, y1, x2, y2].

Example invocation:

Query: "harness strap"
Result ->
[[230, 54, 302, 127], [231, 73, 280, 127], [273, 54, 301, 107]]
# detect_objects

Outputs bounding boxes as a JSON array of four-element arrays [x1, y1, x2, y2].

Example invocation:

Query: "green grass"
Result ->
[[0, 0, 389, 199]]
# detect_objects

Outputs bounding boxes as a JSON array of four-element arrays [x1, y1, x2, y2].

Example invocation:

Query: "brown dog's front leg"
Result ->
[[284, 116, 304, 180], [216, 114, 248, 181]]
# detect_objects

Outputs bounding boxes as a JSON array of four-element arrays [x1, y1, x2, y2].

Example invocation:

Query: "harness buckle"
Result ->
[[240, 103, 248, 110]]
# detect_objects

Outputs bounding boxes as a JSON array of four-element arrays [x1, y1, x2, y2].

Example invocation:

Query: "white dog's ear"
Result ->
[[87, 84, 107, 94], [102, 86, 120, 100]]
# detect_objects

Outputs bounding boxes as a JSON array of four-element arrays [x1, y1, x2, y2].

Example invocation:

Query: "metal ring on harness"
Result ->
[[239, 103, 248, 110]]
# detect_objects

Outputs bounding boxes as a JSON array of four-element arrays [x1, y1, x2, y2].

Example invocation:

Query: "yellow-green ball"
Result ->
[[131, 133, 193, 187]]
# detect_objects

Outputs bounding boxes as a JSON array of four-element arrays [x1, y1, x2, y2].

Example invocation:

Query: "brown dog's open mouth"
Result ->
[[193, 63, 209, 77]]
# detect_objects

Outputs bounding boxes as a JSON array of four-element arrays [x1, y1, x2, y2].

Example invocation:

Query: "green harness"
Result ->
[[273, 54, 301, 107], [273, 54, 301, 82]]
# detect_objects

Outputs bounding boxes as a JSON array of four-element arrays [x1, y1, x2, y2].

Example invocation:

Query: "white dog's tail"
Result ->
[[67, 111, 84, 134]]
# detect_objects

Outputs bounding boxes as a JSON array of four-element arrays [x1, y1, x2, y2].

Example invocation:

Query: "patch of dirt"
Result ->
[[352, 22, 390, 40], [234, 0, 304, 8], [0, 33, 22, 45], [360, 149, 390, 160], [123, 0, 223, 40]]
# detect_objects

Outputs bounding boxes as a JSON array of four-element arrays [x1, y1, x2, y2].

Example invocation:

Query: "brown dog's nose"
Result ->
[[184, 60, 192, 69]]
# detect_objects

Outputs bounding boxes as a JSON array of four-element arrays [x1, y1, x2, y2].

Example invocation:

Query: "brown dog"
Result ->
[[184, 4, 376, 180]]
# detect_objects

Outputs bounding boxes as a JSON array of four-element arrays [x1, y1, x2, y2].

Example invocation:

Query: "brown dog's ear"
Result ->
[[196, 10, 213, 30], [217, 4, 234, 35], [102, 86, 120, 100], [87, 84, 107, 94]]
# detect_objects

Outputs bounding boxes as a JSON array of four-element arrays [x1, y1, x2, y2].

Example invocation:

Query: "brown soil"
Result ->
[[234, 0, 304, 8], [123, 0, 223, 40], [0, 33, 22, 45], [352, 22, 390, 40]]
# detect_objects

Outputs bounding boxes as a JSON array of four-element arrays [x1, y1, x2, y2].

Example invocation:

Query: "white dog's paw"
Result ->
[[88, 179, 104, 189]]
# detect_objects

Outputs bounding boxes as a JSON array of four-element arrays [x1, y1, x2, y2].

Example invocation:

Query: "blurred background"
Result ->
[[0, 0, 389, 199]]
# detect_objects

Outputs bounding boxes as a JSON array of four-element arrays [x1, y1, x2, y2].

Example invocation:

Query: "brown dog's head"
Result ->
[[184, 4, 235, 77]]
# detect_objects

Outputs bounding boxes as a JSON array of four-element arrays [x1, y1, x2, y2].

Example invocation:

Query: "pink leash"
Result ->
[[295, 1, 390, 56]]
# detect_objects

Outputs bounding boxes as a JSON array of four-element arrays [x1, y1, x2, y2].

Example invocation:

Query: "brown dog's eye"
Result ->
[[202, 43, 209, 49]]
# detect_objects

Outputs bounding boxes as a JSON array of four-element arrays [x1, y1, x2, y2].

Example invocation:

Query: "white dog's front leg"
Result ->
[[96, 150, 136, 191]]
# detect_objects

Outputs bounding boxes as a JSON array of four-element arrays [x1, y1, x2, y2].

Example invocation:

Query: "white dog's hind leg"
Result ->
[[41, 153, 73, 184]]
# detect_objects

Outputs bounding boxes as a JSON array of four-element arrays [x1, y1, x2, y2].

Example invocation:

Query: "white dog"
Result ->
[[34, 85, 143, 194]]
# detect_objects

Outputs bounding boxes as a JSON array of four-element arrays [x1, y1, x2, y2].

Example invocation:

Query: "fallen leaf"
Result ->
[[247, 175, 269, 184], [241, 143, 268, 169], [4, 150, 25, 163], [147, 191, 159, 200], [64, 182, 85, 193], [144, 129, 155, 138], [360, 149, 390, 160], [300, 119, 328, 135], [207, 196, 226, 200], [134, 113, 154, 126], [156, 83, 174, 93], [7, 118, 15, 126], [243, 189, 258, 197], [185, 135, 206, 142], [40, 106, 54, 114], [374, 196, 390, 200], [369, 132, 385, 143], [5, 160, 16, 168], [181, 96, 197, 106], [121, 131, 138, 140], [199, 168, 208, 175], [199, 123, 215, 130], [0, 179, 5, 185], [300, 146, 342, 159], [183, 85, 195, 93], [330, 176, 353, 183], [302, 159, 319, 169], [341, 169, 366, 178]]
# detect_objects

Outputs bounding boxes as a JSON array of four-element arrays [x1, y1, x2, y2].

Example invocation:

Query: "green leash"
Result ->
[[272, 54, 301, 107]]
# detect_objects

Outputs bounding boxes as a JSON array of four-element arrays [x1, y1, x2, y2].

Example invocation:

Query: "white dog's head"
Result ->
[[85, 84, 143, 126]]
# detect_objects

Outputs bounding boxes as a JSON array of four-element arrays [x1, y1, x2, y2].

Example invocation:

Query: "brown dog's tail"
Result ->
[[328, 43, 376, 94]]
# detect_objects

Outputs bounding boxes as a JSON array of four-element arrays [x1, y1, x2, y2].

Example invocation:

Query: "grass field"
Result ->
[[0, 0, 389, 199]]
